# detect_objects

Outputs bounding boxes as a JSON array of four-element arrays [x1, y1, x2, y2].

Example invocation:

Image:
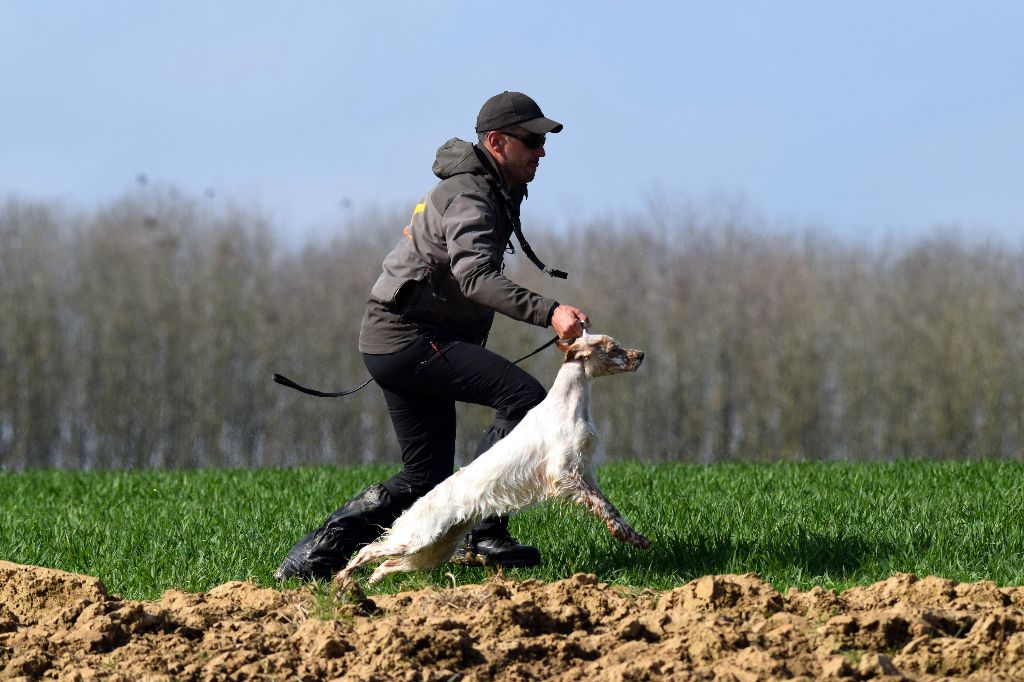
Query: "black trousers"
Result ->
[[362, 334, 546, 537]]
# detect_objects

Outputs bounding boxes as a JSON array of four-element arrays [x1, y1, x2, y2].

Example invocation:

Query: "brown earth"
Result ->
[[3, 560, 1024, 681]]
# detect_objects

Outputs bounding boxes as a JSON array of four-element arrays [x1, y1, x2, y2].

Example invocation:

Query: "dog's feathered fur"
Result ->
[[337, 333, 650, 585]]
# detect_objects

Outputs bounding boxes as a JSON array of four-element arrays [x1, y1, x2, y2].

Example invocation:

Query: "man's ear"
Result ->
[[484, 130, 507, 158]]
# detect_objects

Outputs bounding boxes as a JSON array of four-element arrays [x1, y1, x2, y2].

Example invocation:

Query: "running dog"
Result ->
[[337, 333, 650, 585]]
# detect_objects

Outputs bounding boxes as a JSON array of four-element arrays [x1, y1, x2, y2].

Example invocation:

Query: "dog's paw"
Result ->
[[628, 531, 651, 549], [605, 519, 650, 548], [332, 570, 364, 598]]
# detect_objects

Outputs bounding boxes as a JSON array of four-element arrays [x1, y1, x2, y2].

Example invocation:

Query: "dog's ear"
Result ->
[[559, 338, 592, 363]]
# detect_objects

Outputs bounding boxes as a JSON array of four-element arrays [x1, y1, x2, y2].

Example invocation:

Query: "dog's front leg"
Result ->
[[567, 485, 651, 549]]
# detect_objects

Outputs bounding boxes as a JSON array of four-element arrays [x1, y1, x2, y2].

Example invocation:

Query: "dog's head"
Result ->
[[555, 333, 644, 377]]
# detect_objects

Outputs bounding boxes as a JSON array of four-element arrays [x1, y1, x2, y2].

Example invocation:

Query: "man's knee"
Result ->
[[523, 380, 546, 410]]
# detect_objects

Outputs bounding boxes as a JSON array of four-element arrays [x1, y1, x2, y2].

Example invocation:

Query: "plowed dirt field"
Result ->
[[3, 560, 1024, 680]]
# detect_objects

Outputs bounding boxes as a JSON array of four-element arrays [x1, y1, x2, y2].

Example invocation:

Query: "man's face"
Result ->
[[495, 126, 546, 187]]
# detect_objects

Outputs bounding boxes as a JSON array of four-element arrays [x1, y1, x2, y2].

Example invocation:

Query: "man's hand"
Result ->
[[551, 304, 591, 339]]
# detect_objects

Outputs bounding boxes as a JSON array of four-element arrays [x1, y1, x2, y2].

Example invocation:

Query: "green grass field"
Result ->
[[3, 461, 1024, 600]]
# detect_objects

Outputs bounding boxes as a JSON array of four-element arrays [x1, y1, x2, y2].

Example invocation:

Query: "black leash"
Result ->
[[274, 335, 561, 398], [272, 373, 373, 398], [510, 334, 560, 364]]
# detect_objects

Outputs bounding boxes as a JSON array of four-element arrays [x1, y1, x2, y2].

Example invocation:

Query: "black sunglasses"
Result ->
[[498, 130, 546, 150]]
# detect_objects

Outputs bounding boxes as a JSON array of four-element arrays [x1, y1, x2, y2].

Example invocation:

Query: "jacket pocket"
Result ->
[[370, 249, 434, 306]]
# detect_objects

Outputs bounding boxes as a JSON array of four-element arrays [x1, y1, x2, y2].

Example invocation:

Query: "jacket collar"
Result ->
[[474, 144, 528, 204]]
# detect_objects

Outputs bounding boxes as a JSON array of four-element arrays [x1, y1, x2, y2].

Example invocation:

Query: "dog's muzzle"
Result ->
[[626, 349, 644, 372]]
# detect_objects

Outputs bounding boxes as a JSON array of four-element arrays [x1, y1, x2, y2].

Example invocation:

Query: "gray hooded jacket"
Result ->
[[358, 138, 558, 354]]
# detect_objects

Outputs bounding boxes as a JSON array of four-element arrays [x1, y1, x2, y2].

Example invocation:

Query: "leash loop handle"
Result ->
[[272, 373, 373, 398]]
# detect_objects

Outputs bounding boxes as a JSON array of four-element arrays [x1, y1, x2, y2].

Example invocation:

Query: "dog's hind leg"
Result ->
[[336, 540, 409, 584], [367, 558, 410, 584], [367, 524, 472, 583]]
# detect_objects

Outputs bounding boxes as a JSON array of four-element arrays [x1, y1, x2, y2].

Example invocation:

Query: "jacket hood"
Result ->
[[432, 138, 526, 202], [432, 138, 497, 181]]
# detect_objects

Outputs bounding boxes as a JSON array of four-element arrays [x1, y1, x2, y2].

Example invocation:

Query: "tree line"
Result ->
[[2, 188, 1022, 469]]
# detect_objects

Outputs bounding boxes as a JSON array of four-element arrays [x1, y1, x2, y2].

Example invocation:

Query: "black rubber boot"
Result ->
[[454, 515, 541, 568], [274, 484, 401, 582]]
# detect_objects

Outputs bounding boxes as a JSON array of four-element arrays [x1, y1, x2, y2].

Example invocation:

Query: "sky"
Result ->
[[2, 1, 1022, 246]]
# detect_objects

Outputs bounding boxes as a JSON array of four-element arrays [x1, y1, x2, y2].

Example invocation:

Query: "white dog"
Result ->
[[337, 333, 650, 585]]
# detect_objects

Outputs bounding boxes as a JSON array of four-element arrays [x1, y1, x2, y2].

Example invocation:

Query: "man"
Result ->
[[274, 91, 590, 582]]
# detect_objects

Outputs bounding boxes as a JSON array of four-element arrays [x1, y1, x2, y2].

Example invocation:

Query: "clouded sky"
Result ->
[[3, 1, 1022, 244]]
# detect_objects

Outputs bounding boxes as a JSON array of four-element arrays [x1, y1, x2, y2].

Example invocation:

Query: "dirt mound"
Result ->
[[3, 562, 1024, 680]]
